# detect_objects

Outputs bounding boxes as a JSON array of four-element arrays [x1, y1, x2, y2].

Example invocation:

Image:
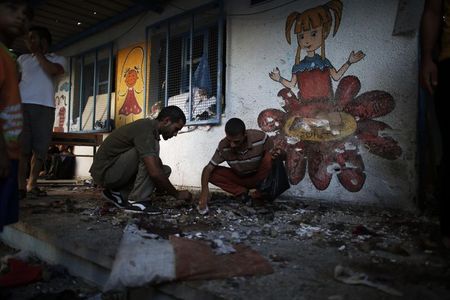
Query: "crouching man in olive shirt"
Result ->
[[90, 106, 192, 214]]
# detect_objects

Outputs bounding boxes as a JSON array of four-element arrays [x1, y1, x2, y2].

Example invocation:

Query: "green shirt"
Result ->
[[89, 118, 160, 185]]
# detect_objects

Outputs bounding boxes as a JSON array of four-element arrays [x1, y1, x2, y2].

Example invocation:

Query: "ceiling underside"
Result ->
[[12, 0, 168, 54]]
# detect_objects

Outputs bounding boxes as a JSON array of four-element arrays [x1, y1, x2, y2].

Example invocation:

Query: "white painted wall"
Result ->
[[220, 0, 421, 209], [62, 0, 423, 209]]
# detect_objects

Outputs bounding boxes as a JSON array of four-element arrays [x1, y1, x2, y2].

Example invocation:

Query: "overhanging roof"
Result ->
[[11, 0, 168, 54]]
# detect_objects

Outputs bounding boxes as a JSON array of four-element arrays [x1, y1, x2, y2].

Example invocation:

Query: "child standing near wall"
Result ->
[[0, 0, 33, 231]]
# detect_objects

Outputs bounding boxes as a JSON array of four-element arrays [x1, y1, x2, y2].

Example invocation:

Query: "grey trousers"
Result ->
[[21, 104, 55, 159], [102, 148, 171, 202]]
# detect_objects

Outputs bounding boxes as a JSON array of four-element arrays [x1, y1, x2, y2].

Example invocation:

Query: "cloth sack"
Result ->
[[104, 224, 273, 291]]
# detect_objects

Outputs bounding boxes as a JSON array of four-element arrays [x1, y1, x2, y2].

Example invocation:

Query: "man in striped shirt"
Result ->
[[198, 118, 278, 212]]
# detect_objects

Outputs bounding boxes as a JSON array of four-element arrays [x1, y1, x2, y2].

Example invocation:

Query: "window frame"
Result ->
[[68, 43, 114, 133], [145, 1, 225, 125]]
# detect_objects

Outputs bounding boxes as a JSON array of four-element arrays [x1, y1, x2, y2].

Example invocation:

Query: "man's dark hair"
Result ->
[[29, 26, 52, 46], [225, 118, 246, 136], [0, 0, 34, 20], [156, 105, 186, 124]]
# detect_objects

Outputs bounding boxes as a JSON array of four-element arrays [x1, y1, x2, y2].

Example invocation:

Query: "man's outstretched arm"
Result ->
[[198, 163, 215, 210], [144, 155, 192, 200]]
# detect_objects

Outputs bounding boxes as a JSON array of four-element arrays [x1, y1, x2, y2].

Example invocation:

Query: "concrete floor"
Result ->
[[1, 184, 450, 300]]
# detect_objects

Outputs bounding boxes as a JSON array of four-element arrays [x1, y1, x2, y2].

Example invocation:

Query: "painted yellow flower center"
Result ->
[[284, 112, 357, 142]]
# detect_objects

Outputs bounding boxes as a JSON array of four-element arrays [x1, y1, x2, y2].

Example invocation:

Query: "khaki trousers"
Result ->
[[102, 148, 171, 202]]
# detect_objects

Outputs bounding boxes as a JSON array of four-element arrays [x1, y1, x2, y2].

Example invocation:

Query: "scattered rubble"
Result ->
[[1, 185, 449, 299]]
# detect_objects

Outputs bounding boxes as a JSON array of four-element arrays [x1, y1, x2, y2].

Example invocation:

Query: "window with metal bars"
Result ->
[[69, 43, 115, 132], [146, 2, 225, 125]]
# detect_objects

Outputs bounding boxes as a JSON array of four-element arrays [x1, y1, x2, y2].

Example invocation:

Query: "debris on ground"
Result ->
[[1, 185, 449, 299]]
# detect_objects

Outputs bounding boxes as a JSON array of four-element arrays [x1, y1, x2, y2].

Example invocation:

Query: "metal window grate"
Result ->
[[69, 44, 114, 132], [146, 2, 225, 125]]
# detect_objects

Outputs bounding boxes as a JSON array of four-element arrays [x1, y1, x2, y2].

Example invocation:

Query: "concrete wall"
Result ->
[[61, 0, 423, 209]]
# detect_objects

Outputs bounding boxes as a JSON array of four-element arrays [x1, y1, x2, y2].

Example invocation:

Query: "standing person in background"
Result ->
[[17, 26, 67, 198], [0, 0, 33, 231], [420, 0, 450, 249]]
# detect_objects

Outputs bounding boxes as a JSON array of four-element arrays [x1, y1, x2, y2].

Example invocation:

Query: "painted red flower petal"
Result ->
[[356, 119, 392, 136], [258, 109, 285, 132], [286, 143, 307, 184], [277, 88, 301, 112], [336, 149, 366, 192], [334, 75, 361, 109], [344, 90, 394, 120], [358, 134, 402, 160], [307, 145, 333, 190], [338, 169, 366, 192]]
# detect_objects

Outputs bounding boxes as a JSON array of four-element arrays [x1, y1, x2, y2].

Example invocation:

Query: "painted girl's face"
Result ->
[[125, 69, 138, 87], [297, 26, 323, 52]]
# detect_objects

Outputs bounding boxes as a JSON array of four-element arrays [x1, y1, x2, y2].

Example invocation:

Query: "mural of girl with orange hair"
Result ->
[[259, 0, 402, 192], [269, 0, 365, 102], [119, 66, 142, 116], [116, 44, 145, 127]]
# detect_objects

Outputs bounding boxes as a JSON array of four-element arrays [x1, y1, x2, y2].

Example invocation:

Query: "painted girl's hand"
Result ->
[[348, 50, 365, 65], [269, 67, 281, 82]]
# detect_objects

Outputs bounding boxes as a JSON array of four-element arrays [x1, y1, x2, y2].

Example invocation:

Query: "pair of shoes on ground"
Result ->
[[102, 189, 162, 215]]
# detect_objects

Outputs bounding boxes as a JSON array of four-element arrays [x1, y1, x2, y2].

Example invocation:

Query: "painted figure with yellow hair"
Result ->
[[116, 45, 145, 127], [259, 0, 402, 193], [119, 66, 143, 116], [269, 0, 365, 102]]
